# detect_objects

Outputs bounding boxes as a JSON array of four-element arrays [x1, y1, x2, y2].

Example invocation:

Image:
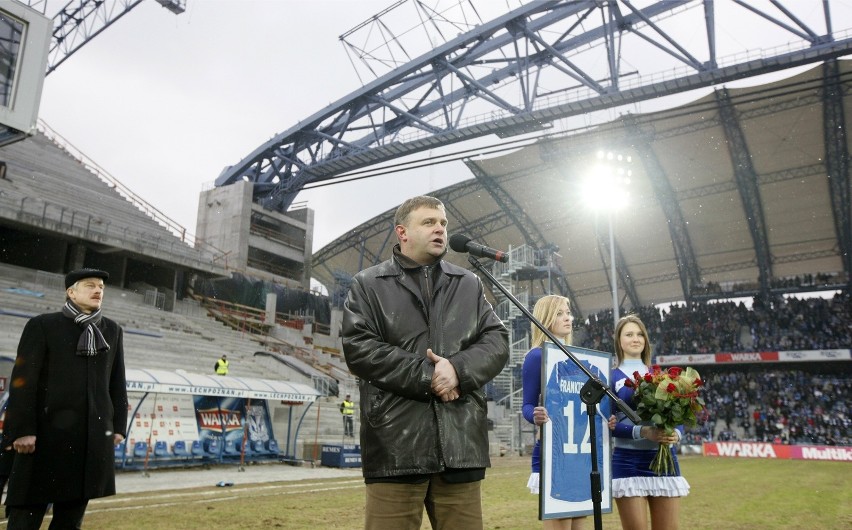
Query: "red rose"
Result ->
[[694, 378, 704, 387], [633, 371, 642, 380], [644, 373, 653, 383], [624, 378, 635, 388], [668, 367, 682, 377], [651, 365, 662, 374], [666, 383, 677, 393]]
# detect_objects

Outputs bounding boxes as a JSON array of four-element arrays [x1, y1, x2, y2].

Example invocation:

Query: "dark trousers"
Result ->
[[7, 500, 88, 530], [343, 415, 354, 437]]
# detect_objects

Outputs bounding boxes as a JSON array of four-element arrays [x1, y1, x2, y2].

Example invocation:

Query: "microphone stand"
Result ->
[[467, 256, 640, 530]]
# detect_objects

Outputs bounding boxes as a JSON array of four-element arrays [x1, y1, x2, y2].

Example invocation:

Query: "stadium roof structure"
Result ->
[[215, 0, 852, 214], [312, 60, 852, 319]]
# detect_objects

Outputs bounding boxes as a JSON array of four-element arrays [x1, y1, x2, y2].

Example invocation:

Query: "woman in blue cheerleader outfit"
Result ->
[[608, 314, 689, 530], [521, 295, 586, 530]]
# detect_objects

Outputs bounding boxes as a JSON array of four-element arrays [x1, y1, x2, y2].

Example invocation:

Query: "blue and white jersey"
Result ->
[[545, 359, 608, 502]]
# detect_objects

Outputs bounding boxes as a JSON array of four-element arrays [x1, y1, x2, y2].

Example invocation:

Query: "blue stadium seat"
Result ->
[[223, 439, 240, 456], [190, 440, 204, 457], [153, 440, 170, 458], [266, 439, 280, 454], [173, 440, 192, 458], [114, 441, 127, 461], [205, 438, 220, 456], [251, 440, 268, 454], [133, 441, 148, 459]]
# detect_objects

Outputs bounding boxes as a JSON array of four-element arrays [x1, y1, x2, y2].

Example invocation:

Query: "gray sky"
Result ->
[[37, 0, 473, 250]]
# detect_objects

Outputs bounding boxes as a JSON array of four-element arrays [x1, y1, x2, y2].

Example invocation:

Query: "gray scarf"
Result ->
[[62, 300, 110, 356]]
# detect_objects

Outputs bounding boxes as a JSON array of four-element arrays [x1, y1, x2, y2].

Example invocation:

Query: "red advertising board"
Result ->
[[703, 442, 852, 462], [657, 349, 850, 365]]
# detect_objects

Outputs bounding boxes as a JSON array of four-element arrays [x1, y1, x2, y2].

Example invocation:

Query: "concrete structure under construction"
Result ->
[[196, 180, 314, 290]]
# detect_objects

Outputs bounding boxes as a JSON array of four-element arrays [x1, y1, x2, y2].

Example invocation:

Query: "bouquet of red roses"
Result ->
[[624, 365, 705, 475]]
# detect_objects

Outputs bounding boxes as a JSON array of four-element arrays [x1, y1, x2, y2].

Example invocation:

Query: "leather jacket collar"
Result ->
[[392, 243, 447, 270]]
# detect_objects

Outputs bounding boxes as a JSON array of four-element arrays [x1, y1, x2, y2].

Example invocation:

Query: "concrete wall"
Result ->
[[196, 181, 252, 267]]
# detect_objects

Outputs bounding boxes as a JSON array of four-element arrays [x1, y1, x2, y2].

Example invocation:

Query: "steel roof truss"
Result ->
[[621, 0, 704, 70], [367, 95, 443, 135], [596, 223, 640, 310], [715, 88, 774, 298], [216, 0, 852, 215], [519, 24, 607, 95], [373, 223, 396, 267], [703, 0, 716, 67], [732, 0, 820, 42], [822, 59, 852, 285], [625, 117, 702, 301], [438, 59, 522, 115]]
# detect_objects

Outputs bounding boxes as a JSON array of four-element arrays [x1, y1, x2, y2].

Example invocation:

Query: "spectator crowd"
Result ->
[[570, 289, 851, 447], [576, 290, 851, 357], [682, 368, 851, 446]]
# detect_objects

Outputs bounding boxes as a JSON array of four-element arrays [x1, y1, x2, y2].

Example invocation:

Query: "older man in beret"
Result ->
[[3, 268, 128, 529]]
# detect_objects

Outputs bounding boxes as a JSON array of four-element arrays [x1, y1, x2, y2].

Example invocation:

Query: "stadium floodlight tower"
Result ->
[[582, 150, 632, 327]]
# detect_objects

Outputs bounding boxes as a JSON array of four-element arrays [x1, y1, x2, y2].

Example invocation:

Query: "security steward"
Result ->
[[215, 354, 229, 376], [340, 394, 355, 437]]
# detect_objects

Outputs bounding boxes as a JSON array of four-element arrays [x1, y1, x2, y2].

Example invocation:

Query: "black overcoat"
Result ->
[[3, 312, 128, 505]]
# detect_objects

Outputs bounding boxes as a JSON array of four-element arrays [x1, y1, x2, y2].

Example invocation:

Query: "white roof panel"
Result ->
[[125, 368, 320, 403]]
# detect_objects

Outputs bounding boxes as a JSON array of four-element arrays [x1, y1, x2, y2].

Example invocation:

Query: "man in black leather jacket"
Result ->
[[343, 195, 509, 530]]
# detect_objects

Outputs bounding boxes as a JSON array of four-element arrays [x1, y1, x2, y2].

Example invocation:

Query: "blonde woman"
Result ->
[[521, 295, 586, 530], [608, 314, 688, 530]]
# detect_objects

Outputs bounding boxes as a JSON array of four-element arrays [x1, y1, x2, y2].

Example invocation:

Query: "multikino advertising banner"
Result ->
[[193, 396, 274, 449], [540, 343, 612, 519]]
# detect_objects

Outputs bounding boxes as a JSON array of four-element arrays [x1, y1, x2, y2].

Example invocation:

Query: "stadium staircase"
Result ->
[[486, 244, 541, 452], [188, 294, 348, 390]]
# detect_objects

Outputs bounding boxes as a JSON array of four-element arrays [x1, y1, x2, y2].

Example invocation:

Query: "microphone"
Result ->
[[449, 234, 509, 263]]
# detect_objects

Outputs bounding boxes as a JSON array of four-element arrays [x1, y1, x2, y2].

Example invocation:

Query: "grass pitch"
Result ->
[[76, 454, 850, 529]]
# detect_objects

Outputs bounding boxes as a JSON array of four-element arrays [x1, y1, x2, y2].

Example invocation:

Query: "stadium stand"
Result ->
[[575, 290, 852, 356], [0, 262, 275, 379], [569, 290, 851, 446], [0, 131, 227, 279], [695, 367, 851, 446]]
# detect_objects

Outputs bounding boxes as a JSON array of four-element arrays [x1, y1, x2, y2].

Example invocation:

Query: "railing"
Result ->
[[35, 119, 230, 262], [198, 296, 332, 382], [0, 194, 226, 273], [245, 255, 302, 281], [143, 290, 166, 310], [493, 244, 538, 277], [249, 223, 306, 251], [510, 335, 529, 367], [198, 296, 328, 339]]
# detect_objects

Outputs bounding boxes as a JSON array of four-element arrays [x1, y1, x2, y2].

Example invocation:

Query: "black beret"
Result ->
[[65, 268, 109, 289]]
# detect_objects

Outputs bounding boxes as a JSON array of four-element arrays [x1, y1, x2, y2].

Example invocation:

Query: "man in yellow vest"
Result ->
[[340, 394, 355, 437], [215, 354, 229, 376]]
